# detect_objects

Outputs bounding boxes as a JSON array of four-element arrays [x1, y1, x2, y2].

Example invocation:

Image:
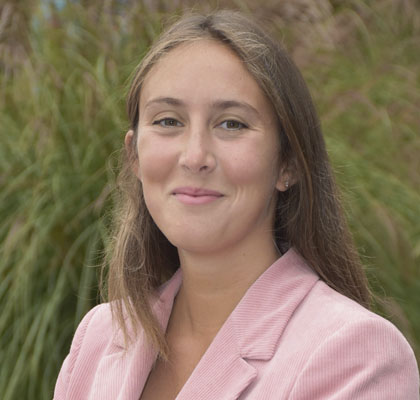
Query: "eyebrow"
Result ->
[[144, 97, 184, 109], [144, 97, 261, 119]]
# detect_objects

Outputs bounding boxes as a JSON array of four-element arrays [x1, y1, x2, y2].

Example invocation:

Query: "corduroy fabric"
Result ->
[[54, 248, 419, 399]]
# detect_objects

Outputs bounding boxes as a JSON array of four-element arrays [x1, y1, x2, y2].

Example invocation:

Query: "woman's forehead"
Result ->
[[139, 39, 274, 117]]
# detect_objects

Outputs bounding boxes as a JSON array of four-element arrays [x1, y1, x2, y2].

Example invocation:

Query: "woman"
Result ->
[[54, 10, 419, 399]]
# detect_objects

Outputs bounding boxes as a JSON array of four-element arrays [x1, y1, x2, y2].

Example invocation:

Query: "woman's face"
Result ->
[[132, 39, 287, 255]]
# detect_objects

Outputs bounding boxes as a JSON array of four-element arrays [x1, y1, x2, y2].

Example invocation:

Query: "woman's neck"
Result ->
[[171, 239, 280, 341]]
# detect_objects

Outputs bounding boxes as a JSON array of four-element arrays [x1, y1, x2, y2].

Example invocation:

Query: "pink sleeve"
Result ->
[[53, 305, 102, 400], [289, 317, 419, 399]]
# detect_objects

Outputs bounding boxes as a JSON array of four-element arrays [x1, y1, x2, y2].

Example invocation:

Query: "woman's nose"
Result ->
[[179, 127, 216, 173]]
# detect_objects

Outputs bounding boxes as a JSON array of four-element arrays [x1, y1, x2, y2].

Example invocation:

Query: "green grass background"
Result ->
[[0, 0, 419, 398]]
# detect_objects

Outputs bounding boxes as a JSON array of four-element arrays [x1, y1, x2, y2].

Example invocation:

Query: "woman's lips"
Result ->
[[172, 187, 224, 205]]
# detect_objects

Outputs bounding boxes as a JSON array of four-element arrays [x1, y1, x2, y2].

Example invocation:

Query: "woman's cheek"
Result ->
[[225, 146, 273, 185], [138, 135, 177, 183]]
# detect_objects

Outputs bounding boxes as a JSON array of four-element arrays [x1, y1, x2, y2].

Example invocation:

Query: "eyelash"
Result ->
[[151, 118, 248, 131]]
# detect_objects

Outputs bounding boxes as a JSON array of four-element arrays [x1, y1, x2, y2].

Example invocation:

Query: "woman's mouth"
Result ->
[[172, 187, 224, 205]]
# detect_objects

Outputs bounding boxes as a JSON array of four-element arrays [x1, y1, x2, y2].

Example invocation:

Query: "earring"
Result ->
[[285, 180, 289, 189]]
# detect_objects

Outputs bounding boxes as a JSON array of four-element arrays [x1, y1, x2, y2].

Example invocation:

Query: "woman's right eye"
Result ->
[[152, 118, 182, 127]]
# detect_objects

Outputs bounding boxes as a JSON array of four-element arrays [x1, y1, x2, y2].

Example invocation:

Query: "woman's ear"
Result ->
[[275, 162, 297, 192], [276, 173, 290, 192], [125, 130, 141, 181]]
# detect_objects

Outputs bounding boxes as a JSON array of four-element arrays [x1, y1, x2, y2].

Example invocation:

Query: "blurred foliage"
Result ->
[[0, 0, 419, 398]]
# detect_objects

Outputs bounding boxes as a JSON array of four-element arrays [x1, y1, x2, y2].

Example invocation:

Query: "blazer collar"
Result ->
[[99, 248, 319, 400], [231, 248, 319, 360]]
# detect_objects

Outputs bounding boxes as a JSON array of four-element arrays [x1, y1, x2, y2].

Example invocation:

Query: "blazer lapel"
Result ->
[[88, 329, 158, 400], [176, 321, 258, 400], [232, 248, 319, 361], [89, 269, 183, 400]]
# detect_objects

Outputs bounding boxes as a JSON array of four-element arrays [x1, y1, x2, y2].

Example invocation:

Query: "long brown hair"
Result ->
[[102, 10, 371, 358]]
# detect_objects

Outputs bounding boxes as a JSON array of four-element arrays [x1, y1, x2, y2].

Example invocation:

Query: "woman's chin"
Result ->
[[166, 232, 228, 256]]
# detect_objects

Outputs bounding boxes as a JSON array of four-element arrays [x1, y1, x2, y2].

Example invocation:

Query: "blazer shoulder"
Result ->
[[68, 304, 113, 369], [302, 281, 418, 362], [287, 281, 419, 399], [54, 303, 114, 399]]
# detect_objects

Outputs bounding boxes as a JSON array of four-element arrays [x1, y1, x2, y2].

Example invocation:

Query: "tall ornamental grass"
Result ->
[[0, 0, 419, 398]]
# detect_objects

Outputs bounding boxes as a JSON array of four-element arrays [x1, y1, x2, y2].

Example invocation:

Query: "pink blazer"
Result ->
[[54, 249, 419, 399]]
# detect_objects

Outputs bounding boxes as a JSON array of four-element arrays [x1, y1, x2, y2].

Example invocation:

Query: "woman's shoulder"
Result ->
[[293, 279, 413, 349], [66, 303, 116, 364], [54, 303, 115, 398], [70, 302, 113, 341], [282, 280, 419, 398], [301, 280, 408, 333]]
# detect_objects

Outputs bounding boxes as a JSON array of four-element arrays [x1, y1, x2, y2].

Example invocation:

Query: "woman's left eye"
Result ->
[[152, 118, 182, 127], [219, 120, 248, 131]]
